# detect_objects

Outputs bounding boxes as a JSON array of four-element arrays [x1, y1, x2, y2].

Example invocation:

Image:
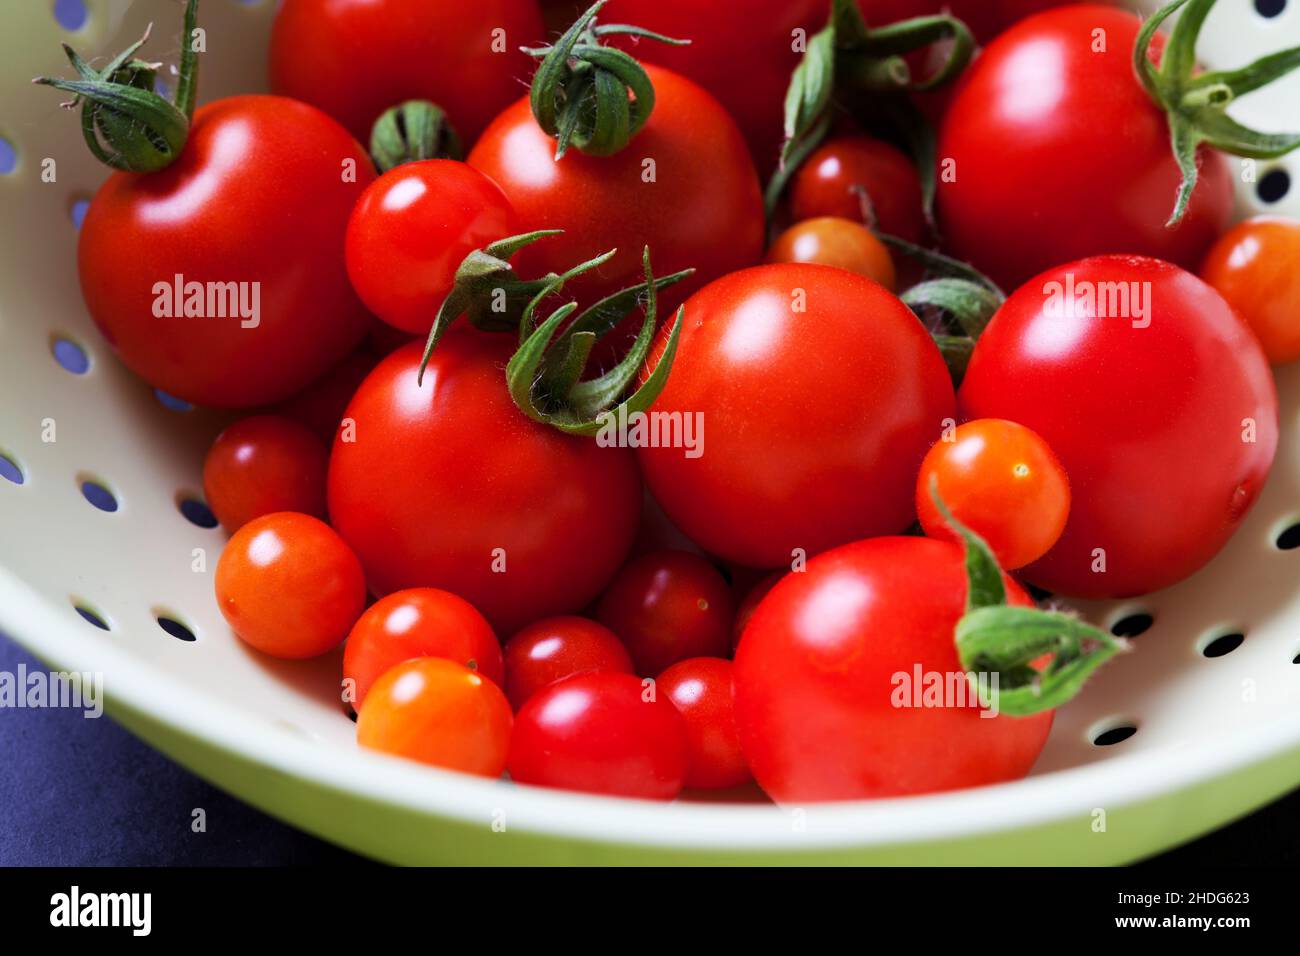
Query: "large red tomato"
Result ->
[[269, 0, 545, 145], [936, 6, 1233, 291], [327, 335, 641, 635], [638, 264, 954, 568], [78, 96, 373, 408], [959, 256, 1278, 598], [734, 536, 1053, 803]]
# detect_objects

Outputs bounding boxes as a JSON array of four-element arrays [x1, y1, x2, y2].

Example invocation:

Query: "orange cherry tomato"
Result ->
[[203, 415, 328, 532], [916, 419, 1070, 570], [356, 657, 513, 776], [215, 512, 367, 659], [1200, 216, 1300, 365], [766, 217, 896, 291]]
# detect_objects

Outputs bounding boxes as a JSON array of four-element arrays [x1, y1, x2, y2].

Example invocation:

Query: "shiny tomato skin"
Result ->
[[78, 96, 374, 408], [344, 588, 504, 709], [346, 160, 518, 334], [595, 550, 734, 677], [202, 415, 328, 533], [269, 0, 545, 146], [734, 536, 1052, 803], [767, 216, 897, 290], [639, 264, 954, 568], [327, 335, 641, 635], [502, 616, 634, 711], [1200, 216, 1300, 365], [507, 672, 689, 799], [356, 657, 513, 776], [788, 136, 924, 243], [937, 7, 1233, 291], [659, 658, 751, 790], [215, 512, 367, 660], [959, 256, 1278, 598]]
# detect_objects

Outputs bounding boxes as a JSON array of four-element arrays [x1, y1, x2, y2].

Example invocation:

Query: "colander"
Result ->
[[2, 0, 1299, 865]]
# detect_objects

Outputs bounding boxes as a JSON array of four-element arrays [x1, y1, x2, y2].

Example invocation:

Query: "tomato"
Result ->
[[731, 572, 782, 652], [960, 256, 1277, 598], [734, 536, 1053, 802], [502, 616, 634, 711], [328, 335, 641, 635], [916, 418, 1069, 570], [78, 96, 374, 408], [202, 415, 328, 533], [270, 350, 380, 444], [215, 512, 366, 660], [269, 0, 545, 146], [766, 216, 896, 290], [858, 1, 1081, 43], [1201, 216, 1300, 365], [596, 551, 733, 676], [659, 658, 751, 790], [356, 658, 513, 777], [467, 64, 764, 323], [507, 672, 688, 799], [344, 589, 504, 709], [346, 160, 518, 334], [788, 136, 925, 243], [936, 7, 1233, 291], [639, 264, 954, 568]]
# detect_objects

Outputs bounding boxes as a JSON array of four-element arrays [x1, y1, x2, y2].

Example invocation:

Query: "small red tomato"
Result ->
[[597, 550, 734, 676], [215, 512, 366, 659], [731, 571, 782, 652], [659, 658, 751, 790], [916, 419, 1070, 570], [508, 672, 688, 800], [767, 216, 896, 290], [344, 588, 503, 709], [357, 657, 513, 776], [502, 616, 633, 711], [270, 350, 380, 444], [346, 160, 517, 334], [1200, 216, 1300, 365], [789, 136, 925, 242], [202, 416, 328, 533]]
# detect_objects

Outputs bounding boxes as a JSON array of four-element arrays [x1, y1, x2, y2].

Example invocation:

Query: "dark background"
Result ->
[[1, 630, 1295, 866]]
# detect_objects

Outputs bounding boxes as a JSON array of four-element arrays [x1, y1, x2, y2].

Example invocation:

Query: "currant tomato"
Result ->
[[1201, 216, 1300, 365], [639, 264, 954, 568], [960, 256, 1277, 598], [344, 589, 504, 710], [502, 616, 633, 711], [356, 658, 513, 777], [269, 0, 545, 145], [734, 536, 1053, 803], [78, 96, 374, 407], [215, 512, 367, 660], [507, 672, 688, 800], [346, 161, 518, 334], [202, 415, 328, 533], [596, 550, 733, 677], [659, 658, 751, 790], [328, 335, 641, 635], [788, 136, 925, 243], [767, 216, 896, 290], [916, 418, 1070, 570]]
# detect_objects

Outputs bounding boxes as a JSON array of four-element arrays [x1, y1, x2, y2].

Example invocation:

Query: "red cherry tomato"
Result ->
[[270, 350, 380, 445], [215, 512, 366, 660], [1200, 216, 1300, 365], [916, 418, 1070, 570], [202, 415, 328, 533], [269, 0, 545, 145], [508, 672, 688, 800], [356, 657, 513, 776], [789, 136, 925, 243], [344, 588, 504, 709], [346, 160, 518, 334], [766, 216, 897, 290], [503, 616, 633, 711], [78, 96, 374, 408], [937, 7, 1232, 290], [328, 335, 641, 635], [639, 264, 954, 567], [596, 551, 733, 677], [659, 658, 751, 790], [960, 256, 1277, 598], [734, 536, 1053, 802]]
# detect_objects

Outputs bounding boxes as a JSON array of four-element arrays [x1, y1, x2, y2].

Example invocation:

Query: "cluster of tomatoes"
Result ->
[[45, 0, 1300, 804]]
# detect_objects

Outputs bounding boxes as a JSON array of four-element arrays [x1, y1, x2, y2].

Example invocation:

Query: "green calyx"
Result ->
[[33, 0, 201, 173], [524, 0, 688, 159], [1136, 0, 1300, 226], [931, 484, 1127, 717], [369, 100, 462, 172]]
